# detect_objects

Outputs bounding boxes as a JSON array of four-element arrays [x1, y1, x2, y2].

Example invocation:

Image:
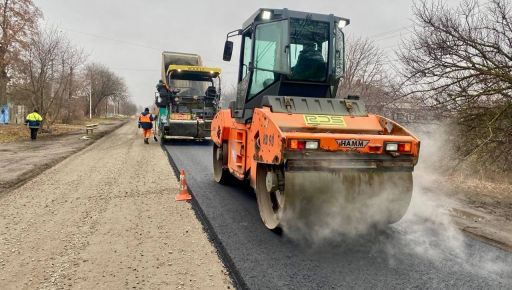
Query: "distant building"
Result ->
[[380, 101, 439, 124], [0, 105, 8, 124]]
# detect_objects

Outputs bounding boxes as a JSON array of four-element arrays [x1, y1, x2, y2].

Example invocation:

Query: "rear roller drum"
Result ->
[[213, 142, 231, 184], [385, 172, 413, 224], [256, 164, 286, 230]]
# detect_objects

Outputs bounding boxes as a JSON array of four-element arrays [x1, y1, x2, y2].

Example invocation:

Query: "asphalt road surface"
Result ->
[[164, 141, 512, 289]]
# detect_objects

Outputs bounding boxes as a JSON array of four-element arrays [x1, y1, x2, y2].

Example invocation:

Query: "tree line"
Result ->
[[0, 0, 138, 128], [339, 0, 511, 174]]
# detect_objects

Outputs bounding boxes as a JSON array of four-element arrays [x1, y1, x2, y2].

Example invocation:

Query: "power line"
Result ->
[[63, 26, 233, 68], [65, 28, 163, 51], [374, 31, 413, 42], [369, 25, 412, 39], [62, 26, 239, 81], [110, 67, 159, 72]]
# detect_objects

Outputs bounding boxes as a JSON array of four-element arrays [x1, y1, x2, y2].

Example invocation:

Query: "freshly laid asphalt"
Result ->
[[164, 141, 512, 289]]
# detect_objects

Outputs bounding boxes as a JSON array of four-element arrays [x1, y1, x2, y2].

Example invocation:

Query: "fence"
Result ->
[[0, 104, 27, 124]]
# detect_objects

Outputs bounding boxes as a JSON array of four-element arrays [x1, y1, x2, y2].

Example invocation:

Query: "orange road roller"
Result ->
[[211, 8, 420, 231]]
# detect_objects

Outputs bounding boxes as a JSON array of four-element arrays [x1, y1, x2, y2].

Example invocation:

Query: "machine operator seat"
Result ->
[[291, 42, 326, 81], [205, 86, 217, 98]]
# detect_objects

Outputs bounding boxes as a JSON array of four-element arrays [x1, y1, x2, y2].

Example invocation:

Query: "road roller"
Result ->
[[211, 8, 420, 231]]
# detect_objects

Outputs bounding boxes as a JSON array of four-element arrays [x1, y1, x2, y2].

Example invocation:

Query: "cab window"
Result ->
[[289, 19, 330, 82], [248, 20, 289, 99], [241, 35, 252, 80]]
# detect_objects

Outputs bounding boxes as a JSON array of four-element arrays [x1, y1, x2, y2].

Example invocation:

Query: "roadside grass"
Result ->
[[435, 173, 512, 222], [0, 116, 131, 143], [446, 174, 512, 199]]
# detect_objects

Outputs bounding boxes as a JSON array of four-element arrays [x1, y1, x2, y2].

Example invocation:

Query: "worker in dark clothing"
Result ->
[[25, 109, 43, 140], [156, 79, 166, 92], [138, 108, 154, 144], [156, 80, 169, 102], [156, 79, 178, 107], [291, 42, 326, 81]]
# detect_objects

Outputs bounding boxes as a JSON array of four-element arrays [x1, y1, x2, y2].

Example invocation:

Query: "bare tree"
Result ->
[[85, 63, 127, 117], [338, 37, 386, 98], [117, 97, 137, 116], [399, 0, 512, 172], [338, 36, 409, 116], [219, 83, 237, 109], [111, 93, 127, 115], [19, 27, 85, 128], [0, 0, 41, 104]]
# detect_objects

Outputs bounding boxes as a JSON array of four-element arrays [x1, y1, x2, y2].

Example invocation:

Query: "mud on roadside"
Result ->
[[445, 178, 512, 252], [410, 123, 512, 252], [0, 119, 128, 195], [0, 117, 127, 144]]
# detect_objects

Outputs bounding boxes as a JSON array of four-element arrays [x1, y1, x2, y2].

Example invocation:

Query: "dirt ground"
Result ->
[[0, 119, 127, 193], [442, 176, 512, 251], [0, 118, 119, 144], [448, 176, 512, 221], [0, 122, 232, 289], [410, 123, 512, 251], [0, 123, 80, 143]]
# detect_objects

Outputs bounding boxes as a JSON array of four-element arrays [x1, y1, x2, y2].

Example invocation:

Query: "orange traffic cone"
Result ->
[[175, 169, 192, 201]]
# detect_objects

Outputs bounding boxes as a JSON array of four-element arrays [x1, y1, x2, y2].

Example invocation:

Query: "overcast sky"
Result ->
[[36, 0, 423, 107]]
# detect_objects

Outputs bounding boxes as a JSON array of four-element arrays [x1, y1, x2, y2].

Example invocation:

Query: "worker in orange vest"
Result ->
[[138, 107, 154, 144]]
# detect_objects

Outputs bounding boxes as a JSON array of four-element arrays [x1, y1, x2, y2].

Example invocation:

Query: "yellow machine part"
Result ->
[[167, 65, 222, 77]]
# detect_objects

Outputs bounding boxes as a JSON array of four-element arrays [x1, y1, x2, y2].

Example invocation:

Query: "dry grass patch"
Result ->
[[0, 117, 128, 143]]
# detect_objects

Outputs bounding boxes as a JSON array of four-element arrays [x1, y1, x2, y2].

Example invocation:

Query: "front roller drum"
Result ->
[[255, 166, 414, 232], [283, 171, 413, 230]]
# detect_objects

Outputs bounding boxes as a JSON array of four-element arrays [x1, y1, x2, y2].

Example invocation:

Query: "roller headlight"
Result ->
[[385, 142, 412, 153], [289, 139, 319, 150], [386, 143, 398, 151], [305, 141, 319, 150]]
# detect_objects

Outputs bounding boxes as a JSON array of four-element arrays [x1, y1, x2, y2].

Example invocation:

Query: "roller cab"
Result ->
[[211, 8, 420, 231]]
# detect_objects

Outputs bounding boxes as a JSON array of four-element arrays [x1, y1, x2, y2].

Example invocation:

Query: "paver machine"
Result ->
[[155, 52, 221, 141], [211, 9, 421, 231]]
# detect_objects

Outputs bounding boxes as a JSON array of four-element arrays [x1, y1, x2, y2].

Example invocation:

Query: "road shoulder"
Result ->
[[0, 122, 233, 289]]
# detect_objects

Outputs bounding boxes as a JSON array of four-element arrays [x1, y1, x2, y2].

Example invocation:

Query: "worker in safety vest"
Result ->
[[25, 109, 43, 140], [138, 107, 154, 144]]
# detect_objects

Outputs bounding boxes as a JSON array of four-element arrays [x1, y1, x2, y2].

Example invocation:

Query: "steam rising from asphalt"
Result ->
[[281, 170, 412, 239], [280, 124, 512, 279]]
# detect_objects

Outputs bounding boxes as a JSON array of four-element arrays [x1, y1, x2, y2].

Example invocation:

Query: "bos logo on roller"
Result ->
[[304, 115, 346, 127], [336, 139, 369, 148]]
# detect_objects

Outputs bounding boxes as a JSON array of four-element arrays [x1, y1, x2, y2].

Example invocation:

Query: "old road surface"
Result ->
[[0, 123, 232, 289], [164, 141, 512, 289]]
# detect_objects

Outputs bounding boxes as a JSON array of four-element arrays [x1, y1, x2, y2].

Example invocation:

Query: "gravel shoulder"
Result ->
[[0, 122, 233, 289]]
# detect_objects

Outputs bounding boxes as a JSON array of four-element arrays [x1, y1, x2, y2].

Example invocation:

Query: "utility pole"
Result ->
[[89, 83, 92, 119], [88, 69, 93, 120]]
